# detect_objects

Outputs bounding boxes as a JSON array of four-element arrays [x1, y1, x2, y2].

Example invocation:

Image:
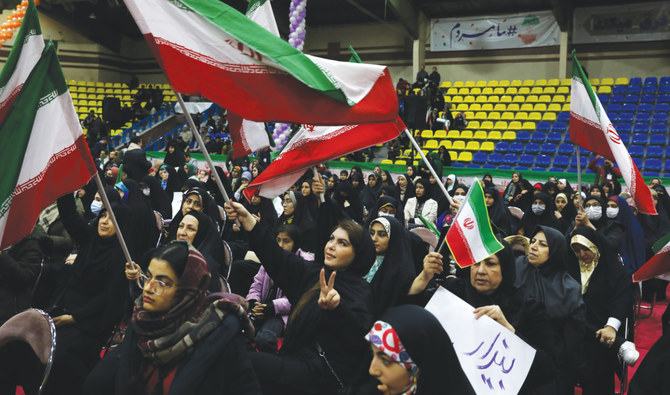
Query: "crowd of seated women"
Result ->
[[1, 147, 669, 395]]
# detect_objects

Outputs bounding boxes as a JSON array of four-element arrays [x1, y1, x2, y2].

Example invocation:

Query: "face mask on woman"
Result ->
[[531, 204, 545, 215], [90, 200, 103, 216], [606, 207, 619, 219], [586, 206, 602, 221], [142, 188, 151, 197], [454, 195, 466, 203]]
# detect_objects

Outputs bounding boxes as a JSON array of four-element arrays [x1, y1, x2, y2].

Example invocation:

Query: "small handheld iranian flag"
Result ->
[[446, 180, 504, 268], [633, 232, 670, 282]]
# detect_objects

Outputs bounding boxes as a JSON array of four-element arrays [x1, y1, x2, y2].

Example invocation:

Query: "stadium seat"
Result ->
[[660, 85, 670, 93], [650, 134, 666, 145], [461, 130, 474, 139], [439, 140, 452, 149], [541, 143, 556, 154], [640, 94, 655, 103], [434, 130, 447, 139], [642, 85, 657, 94], [473, 130, 488, 140], [633, 123, 649, 133], [627, 85, 641, 94], [616, 122, 632, 133], [557, 112, 570, 121], [482, 164, 497, 169], [619, 133, 630, 145], [535, 155, 551, 166], [561, 103, 571, 111], [519, 155, 534, 166], [452, 141, 466, 150], [503, 154, 518, 165], [494, 121, 509, 130], [480, 121, 494, 130], [381, 159, 393, 164], [570, 156, 587, 167], [553, 155, 569, 167], [643, 171, 660, 177], [495, 142, 509, 153], [394, 160, 407, 165], [530, 132, 546, 143], [466, 163, 481, 169], [493, 103, 507, 111], [546, 132, 562, 143], [515, 112, 529, 121], [633, 158, 643, 168], [501, 131, 516, 140], [447, 130, 460, 139], [629, 77, 642, 85], [465, 141, 479, 151], [567, 168, 579, 173], [501, 112, 515, 120], [558, 143, 574, 154], [424, 140, 439, 149], [610, 94, 624, 103], [507, 104, 520, 112], [548, 167, 564, 173], [516, 131, 531, 142], [629, 145, 644, 156], [608, 113, 620, 122], [660, 76, 670, 85], [521, 122, 536, 130], [651, 123, 668, 133], [556, 86, 570, 95], [480, 141, 495, 151], [509, 142, 524, 153], [612, 85, 626, 94], [618, 112, 634, 122], [536, 121, 551, 132], [472, 152, 488, 164], [653, 113, 669, 123], [632, 133, 648, 145], [421, 130, 433, 138], [488, 131, 502, 140], [542, 113, 557, 121], [636, 112, 651, 122], [637, 103, 652, 112], [457, 152, 473, 162], [607, 103, 622, 112], [552, 122, 567, 132], [498, 165, 512, 170], [529, 112, 542, 121], [465, 81, 476, 88], [525, 143, 540, 154], [659, 94, 670, 103], [647, 146, 663, 158], [666, 159, 670, 170], [488, 153, 503, 165]]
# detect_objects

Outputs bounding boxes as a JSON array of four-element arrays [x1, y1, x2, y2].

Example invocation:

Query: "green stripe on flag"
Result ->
[[246, 0, 267, 14], [179, 0, 347, 104], [571, 51, 600, 119], [0, 42, 64, 217], [468, 180, 504, 255], [0, 0, 40, 88], [652, 231, 670, 254], [418, 215, 440, 238], [348, 46, 362, 64]]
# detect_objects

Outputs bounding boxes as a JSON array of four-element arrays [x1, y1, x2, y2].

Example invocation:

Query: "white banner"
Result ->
[[425, 287, 536, 394], [573, 1, 670, 44], [430, 11, 560, 52]]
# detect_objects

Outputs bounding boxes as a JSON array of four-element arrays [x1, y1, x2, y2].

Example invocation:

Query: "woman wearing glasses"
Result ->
[[84, 241, 261, 394]]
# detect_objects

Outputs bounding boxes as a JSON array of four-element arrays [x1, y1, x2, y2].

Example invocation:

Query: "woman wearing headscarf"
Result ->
[[606, 196, 645, 275], [543, 181, 558, 199], [141, 175, 172, 219], [517, 193, 560, 235], [553, 192, 576, 234], [332, 181, 365, 225], [365, 305, 474, 395], [404, 179, 438, 228], [163, 140, 186, 169], [156, 164, 181, 194], [503, 172, 524, 203], [119, 178, 161, 255], [445, 174, 456, 193], [485, 187, 514, 237], [365, 195, 406, 228], [349, 172, 365, 199], [510, 179, 534, 213], [394, 174, 415, 206], [361, 173, 382, 211], [406, 165, 420, 184], [568, 227, 637, 394], [243, 191, 279, 232], [205, 166, 234, 208], [571, 195, 624, 255], [299, 178, 320, 220], [326, 175, 339, 200], [588, 184, 606, 199], [515, 226, 586, 394], [225, 200, 376, 394], [166, 187, 221, 243], [380, 170, 394, 187], [278, 190, 316, 253], [84, 242, 260, 394]]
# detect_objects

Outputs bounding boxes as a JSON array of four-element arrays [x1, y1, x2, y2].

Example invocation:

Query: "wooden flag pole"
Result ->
[[404, 129, 455, 205], [576, 145, 583, 208], [312, 167, 325, 203]]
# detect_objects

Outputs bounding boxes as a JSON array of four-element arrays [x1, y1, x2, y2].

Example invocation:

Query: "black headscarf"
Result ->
[[178, 211, 225, 292], [588, 185, 606, 200], [378, 185, 400, 203], [243, 193, 278, 231], [365, 195, 405, 228], [361, 173, 382, 210], [332, 180, 364, 224], [156, 164, 181, 194], [141, 175, 172, 219], [278, 191, 316, 252], [163, 140, 185, 168], [122, 178, 160, 253], [205, 166, 233, 207], [510, 179, 534, 213], [349, 172, 365, 196], [380, 170, 394, 187], [485, 187, 514, 237], [167, 187, 220, 242], [395, 174, 415, 205], [517, 192, 560, 235], [543, 181, 558, 199], [414, 178, 431, 205]]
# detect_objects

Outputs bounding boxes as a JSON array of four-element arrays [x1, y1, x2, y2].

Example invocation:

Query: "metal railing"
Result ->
[[110, 103, 177, 148], [144, 103, 220, 152]]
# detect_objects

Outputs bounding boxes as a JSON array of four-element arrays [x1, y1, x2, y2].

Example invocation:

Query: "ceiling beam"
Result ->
[[386, 0, 419, 39]]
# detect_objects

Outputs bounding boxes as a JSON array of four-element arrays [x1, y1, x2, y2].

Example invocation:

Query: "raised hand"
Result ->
[[318, 268, 340, 310], [473, 305, 515, 333], [224, 201, 256, 231], [125, 261, 140, 281]]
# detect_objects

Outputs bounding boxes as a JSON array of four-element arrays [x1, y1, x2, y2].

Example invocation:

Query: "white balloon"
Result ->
[[289, 16, 295, 23]]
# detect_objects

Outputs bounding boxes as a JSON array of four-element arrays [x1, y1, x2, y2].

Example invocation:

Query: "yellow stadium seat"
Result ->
[[501, 112, 514, 120], [526, 95, 539, 103], [464, 96, 475, 103], [413, 88, 421, 95], [488, 112, 501, 120], [481, 141, 495, 151], [505, 87, 518, 95], [467, 121, 480, 129], [464, 81, 476, 88], [542, 112, 557, 121], [456, 103, 469, 112], [480, 121, 494, 129], [470, 88, 482, 95], [508, 121, 522, 130], [538, 95, 552, 103], [79, 113, 87, 120], [447, 130, 460, 139], [535, 79, 547, 86], [530, 87, 543, 95], [103, 82, 113, 87], [589, 78, 600, 86], [439, 140, 452, 149], [473, 130, 488, 140], [543, 87, 556, 94], [562, 103, 571, 111], [513, 96, 525, 103], [488, 96, 499, 103], [556, 86, 570, 94], [461, 130, 474, 139], [381, 159, 393, 164], [123, 95, 132, 101], [547, 79, 560, 86], [452, 140, 466, 150], [76, 81, 86, 86], [482, 87, 493, 95], [449, 151, 457, 160], [468, 103, 481, 112], [528, 112, 542, 121], [465, 141, 479, 151], [70, 92, 78, 99], [86, 87, 95, 93], [493, 87, 505, 95], [453, 81, 464, 88], [502, 131, 516, 140], [451, 96, 463, 103], [553, 95, 566, 103], [487, 80, 499, 87], [522, 121, 536, 130], [601, 78, 615, 86], [79, 106, 88, 113], [113, 82, 122, 88], [96, 94, 104, 100], [458, 151, 473, 162], [440, 81, 452, 88], [464, 111, 475, 119], [422, 130, 433, 138], [511, 80, 522, 87], [394, 159, 407, 165], [85, 81, 95, 87], [72, 99, 79, 105], [522, 79, 535, 86], [515, 112, 528, 120], [560, 78, 571, 86], [494, 121, 508, 130], [533, 103, 547, 112], [498, 80, 511, 87], [476, 96, 488, 103], [507, 104, 520, 112], [518, 87, 530, 95], [458, 87, 469, 95], [494, 103, 507, 111], [547, 103, 561, 112], [434, 130, 447, 139], [473, 111, 487, 120], [597, 85, 612, 94], [520, 103, 533, 112], [447, 87, 458, 95], [425, 140, 439, 149], [566, 95, 571, 103], [94, 82, 103, 87], [488, 131, 502, 140], [481, 104, 493, 112], [476, 80, 487, 88], [500, 95, 512, 103]]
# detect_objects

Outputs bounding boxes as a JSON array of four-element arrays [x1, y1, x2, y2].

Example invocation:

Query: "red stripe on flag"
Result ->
[[0, 85, 22, 126], [569, 112, 615, 160], [1, 135, 96, 249], [633, 249, 670, 282], [446, 221, 476, 268], [146, 34, 398, 125], [227, 111, 251, 159]]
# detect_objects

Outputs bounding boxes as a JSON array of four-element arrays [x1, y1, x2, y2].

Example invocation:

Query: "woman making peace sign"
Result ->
[[226, 200, 375, 395]]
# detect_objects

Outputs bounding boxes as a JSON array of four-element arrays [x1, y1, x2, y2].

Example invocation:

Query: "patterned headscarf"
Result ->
[[366, 320, 419, 395], [570, 234, 601, 294]]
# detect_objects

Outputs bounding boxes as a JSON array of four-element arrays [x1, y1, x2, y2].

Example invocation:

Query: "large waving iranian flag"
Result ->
[[0, 42, 97, 249], [0, 0, 44, 125], [446, 180, 504, 268], [569, 53, 657, 215], [123, 0, 398, 125]]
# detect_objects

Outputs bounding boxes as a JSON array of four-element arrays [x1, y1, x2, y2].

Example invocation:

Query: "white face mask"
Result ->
[[531, 204, 545, 215], [454, 195, 466, 203], [378, 211, 394, 218], [606, 207, 619, 219], [142, 188, 151, 197], [586, 206, 602, 221], [90, 200, 103, 216]]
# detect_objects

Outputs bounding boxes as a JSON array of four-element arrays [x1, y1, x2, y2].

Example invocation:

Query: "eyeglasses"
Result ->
[[139, 273, 173, 294]]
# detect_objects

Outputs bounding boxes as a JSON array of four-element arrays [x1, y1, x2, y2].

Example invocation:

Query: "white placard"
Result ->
[[425, 287, 536, 394]]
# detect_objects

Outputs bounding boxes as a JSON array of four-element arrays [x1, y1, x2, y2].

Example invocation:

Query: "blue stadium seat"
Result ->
[[472, 152, 488, 164], [514, 166, 529, 171], [558, 143, 573, 154], [621, 103, 637, 112], [653, 113, 669, 123], [645, 77, 658, 85], [548, 167, 563, 173], [488, 152, 503, 164], [619, 133, 630, 145], [646, 158, 662, 170], [516, 131, 531, 142], [585, 167, 595, 174], [659, 94, 670, 103], [567, 168, 579, 173], [612, 85, 627, 94], [632, 133, 648, 144], [498, 165, 512, 170], [629, 77, 642, 85], [466, 163, 480, 169], [626, 85, 640, 94], [570, 156, 587, 167], [665, 159, 670, 170], [598, 94, 610, 104], [509, 142, 524, 153], [642, 85, 657, 94], [530, 132, 546, 143], [525, 143, 540, 154], [557, 112, 570, 121], [482, 164, 497, 169], [643, 171, 660, 177], [651, 123, 668, 133], [519, 155, 534, 166], [660, 85, 670, 93], [618, 112, 634, 122], [655, 103, 670, 112], [647, 146, 663, 158], [531, 167, 546, 172], [650, 134, 666, 145], [495, 142, 509, 153], [503, 154, 518, 165], [633, 158, 643, 168], [452, 163, 465, 168], [637, 103, 653, 112], [536, 121, 551, 131], [607, 103, 622, 112], [546, 132, 562, 143], [608, 112, 619, 122], [660, 76, 670, 85], [552, 122, 567, 132], [535, 155, 551, 166], [629, 145, 644, 157], [553, 155, 569, 167], [640, 94, 655, 103], [633, 123, 650, 133], [636, 112, 651, 122], [540, 143, 556, 154], [616, 122, 632, 133], [609, 94, 624, 103]]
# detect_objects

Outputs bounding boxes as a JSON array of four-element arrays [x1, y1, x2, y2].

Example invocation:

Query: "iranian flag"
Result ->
[[633, 232, 670, 282], [123, 0, 398, 125], [0, 41, 97, 249], [569, 52, 657, 215], [244, 119, 406, 200], [0, 0, 44, 125], [446, 180, 504, 268]]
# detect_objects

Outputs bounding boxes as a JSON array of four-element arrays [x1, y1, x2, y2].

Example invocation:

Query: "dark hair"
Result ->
[[275, 224, 301, 253], [340, 170, 348, 176], [130, 135, 141, 145], [150, 242, 189, 279], [333, 220, 366, 258]]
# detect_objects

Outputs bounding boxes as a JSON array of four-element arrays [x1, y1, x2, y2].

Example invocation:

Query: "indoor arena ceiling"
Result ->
[[0, 0, 658, 52]]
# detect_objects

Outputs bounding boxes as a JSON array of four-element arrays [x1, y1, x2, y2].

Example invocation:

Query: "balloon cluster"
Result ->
[[271, 0, 307, 150], [0, 0, 33, 46]]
